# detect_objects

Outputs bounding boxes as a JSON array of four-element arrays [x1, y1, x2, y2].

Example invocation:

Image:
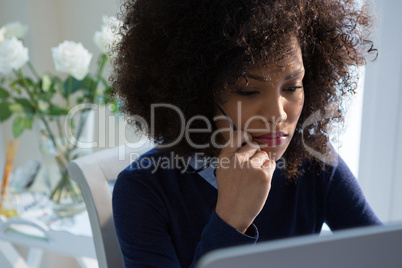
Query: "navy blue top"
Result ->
[[112, 148, 381, 267]]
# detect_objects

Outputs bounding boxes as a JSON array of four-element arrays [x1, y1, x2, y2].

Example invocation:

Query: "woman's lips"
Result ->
[[253, 132, 288, 147]]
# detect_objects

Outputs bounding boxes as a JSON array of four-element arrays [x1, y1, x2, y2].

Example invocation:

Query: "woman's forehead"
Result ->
[[247, 45, 304, 78]]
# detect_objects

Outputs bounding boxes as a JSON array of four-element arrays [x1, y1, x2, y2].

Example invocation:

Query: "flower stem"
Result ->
[[56, 117, 67, 148], [27, 61, 40, 80], [89, 53, 108, 103], [67, 75, 72, 108], [67, 109, 89, 152]]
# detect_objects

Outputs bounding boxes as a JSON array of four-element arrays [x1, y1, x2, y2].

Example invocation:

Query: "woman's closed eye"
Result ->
[[234, 85, 303, 96], [284, 86, 303, 93], [234, 89, 259, 96]]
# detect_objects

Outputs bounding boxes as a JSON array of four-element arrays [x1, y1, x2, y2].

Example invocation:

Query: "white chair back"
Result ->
[[67, 142, 154, 268]]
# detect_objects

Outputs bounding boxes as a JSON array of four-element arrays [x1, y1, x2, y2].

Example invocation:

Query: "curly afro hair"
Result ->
[[111, 0, 376, 179]]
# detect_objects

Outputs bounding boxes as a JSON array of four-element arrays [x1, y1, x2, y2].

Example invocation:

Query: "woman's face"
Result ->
[[214, 42, 305, 160]]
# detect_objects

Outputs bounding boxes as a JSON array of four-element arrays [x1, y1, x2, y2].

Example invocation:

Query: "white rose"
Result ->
[[4, 22, 28, 39], [93, 16, 123, 54], [0, 37, 29, 75], [52, 41, 92, 80], [0, 27, 5, 43]]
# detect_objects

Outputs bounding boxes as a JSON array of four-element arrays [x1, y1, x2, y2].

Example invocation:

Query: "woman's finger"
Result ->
[[220, 130, 252, 158], [262, 159, 276, 172], [235, 141, 261, 162], [248, 150, 270, 168]]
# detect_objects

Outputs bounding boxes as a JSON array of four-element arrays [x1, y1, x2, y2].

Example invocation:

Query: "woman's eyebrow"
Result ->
[[284, 68, 305, 80], [246, 73, 270, 82]]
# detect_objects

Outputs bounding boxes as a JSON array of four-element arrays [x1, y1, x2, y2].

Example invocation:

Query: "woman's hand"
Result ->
[[215, 130, 276, 233]]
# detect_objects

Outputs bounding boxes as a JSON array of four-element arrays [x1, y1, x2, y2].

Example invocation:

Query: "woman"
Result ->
[[111, 0, 381, 267]]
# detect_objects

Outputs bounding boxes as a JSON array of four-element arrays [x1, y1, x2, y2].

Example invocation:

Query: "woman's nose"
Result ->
[[262, 94, 287, 125]]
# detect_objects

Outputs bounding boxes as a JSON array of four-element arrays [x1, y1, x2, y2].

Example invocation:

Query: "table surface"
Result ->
[[0, 192, 96, 260]]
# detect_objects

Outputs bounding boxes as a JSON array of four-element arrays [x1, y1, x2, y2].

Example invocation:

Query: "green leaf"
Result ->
[[10, 80, 23, 94], [23, 77, 35, 88], [82, 75, 94, 88], [12, 116, 32, 137], [51, 76, 63, 90], [0, 102, 12, 122], [63, 75, 93, 98], [0, 88, 10, 99], [14, 98, 35, 114], [9, 103, 24, 113], [37, 90, 55, 102], [48, 104, 68, 116]]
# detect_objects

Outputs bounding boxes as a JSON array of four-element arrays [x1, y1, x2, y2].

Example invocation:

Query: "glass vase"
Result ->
[[36, 109, 94, 217]]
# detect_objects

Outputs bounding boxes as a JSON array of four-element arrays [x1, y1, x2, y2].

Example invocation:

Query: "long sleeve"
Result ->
[[190, 211, 258, 267], [324, 157, 382, 230]]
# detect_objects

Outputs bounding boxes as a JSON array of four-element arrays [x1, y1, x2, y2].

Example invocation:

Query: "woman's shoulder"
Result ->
[[113, 148, 169, 198], [298, 150, 352, 183], [118, 147, 171, 177], [115, 147, 192, 188]]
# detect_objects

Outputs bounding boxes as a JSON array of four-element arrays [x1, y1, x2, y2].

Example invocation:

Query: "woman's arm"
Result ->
[[215, 130, 276, 233]]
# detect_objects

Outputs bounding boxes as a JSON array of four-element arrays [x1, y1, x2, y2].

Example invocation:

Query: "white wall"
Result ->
[[359, 0, 402, 224]]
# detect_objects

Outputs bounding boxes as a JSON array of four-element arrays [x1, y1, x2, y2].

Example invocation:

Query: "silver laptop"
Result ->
[[196, 223, 402, 268]]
